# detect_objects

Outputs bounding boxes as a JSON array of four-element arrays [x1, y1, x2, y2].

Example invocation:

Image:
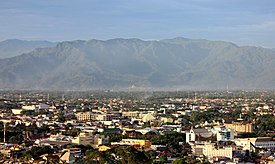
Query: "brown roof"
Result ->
[[256, 137, 272, 142]]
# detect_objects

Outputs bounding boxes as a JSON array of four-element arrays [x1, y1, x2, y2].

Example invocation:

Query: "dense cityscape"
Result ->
[[1, 0, 275, 163], [0, 90, 275, 163]]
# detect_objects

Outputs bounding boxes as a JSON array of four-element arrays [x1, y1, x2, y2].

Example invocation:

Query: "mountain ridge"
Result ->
[[0, 39, 57, 59], [0, 37, 274, 90]]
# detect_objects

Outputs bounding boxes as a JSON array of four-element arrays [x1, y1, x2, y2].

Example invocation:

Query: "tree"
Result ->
[[184, 156, 198, 164], [57, 114, 65, 122], [64, 144, 93, 155], [160, 154, 168, 163], [8, 136, 22, 144], [85, 151, 114, 164], [172, 159, 185, 164], [145, 151, 156, 160], [44, 155, 60, 164], [62, 128, 80, 137], [23, 146, 54, 159], [110, 146, 151, 164]]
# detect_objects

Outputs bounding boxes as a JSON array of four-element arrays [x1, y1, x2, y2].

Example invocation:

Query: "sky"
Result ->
[[0, 0, 275, 47]]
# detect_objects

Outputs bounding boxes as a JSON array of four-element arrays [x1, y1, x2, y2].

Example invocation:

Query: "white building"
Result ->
[[192, 143, 233, 160], [95, 114, 112, 121], [211, 126, 234, 141], [235, 137, 275, 151], [72, 132, 109, 148]]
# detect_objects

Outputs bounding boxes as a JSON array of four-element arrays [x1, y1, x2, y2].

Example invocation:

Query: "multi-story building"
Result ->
[[122, 111, 140, 118], [211, 126, 234, 141], [224, 122, 253, 134], [72, 132, 109, 148], [95, 114, 112, 121], [191, 143, 233, 160], [75, 112, 94, 121]]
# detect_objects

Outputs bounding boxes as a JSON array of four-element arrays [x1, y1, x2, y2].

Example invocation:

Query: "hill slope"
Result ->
[[0, 39, 56, 58], [0, 38, 274, 90]]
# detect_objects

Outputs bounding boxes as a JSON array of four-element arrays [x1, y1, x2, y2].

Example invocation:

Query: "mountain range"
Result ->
[[0, 37, 275, 90], [0, 39, 56, 59]]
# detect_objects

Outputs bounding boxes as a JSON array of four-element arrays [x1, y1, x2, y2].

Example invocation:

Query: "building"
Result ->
[[235, 137, 275, 151], [224, 122, 253, 134], [12, 108, 35, 115], [75, 112, 94, 121], [203, 143, 233, 160], [72, 132, 109, 148], [191, 143, 233, 160], [11, 109, 24, 115], [186, 128, 214, 143], [95, 114, 112, 121], [211, 126, 234, 141], [122, 111, 140, 118], [22, 105, 36, 110], [37, 103, 50, 110], [111, 139, 152, 149], [34, 134, 72, 146]]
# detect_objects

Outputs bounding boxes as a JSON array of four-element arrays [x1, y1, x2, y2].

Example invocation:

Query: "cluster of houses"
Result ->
[[0, 92, 275, 163]]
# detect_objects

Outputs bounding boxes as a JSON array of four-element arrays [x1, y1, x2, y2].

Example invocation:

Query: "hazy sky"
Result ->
[[1, 0, 275, 47]]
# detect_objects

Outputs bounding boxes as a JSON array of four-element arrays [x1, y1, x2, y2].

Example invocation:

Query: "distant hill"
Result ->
[[0, 37, 275, 90], [0, 39, 56, 58]]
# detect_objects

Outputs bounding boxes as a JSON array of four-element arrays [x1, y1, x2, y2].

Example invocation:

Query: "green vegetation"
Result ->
[[62, 128, 81, 137], [23, 146, 54, 159], [85, 146, 151, 164]]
